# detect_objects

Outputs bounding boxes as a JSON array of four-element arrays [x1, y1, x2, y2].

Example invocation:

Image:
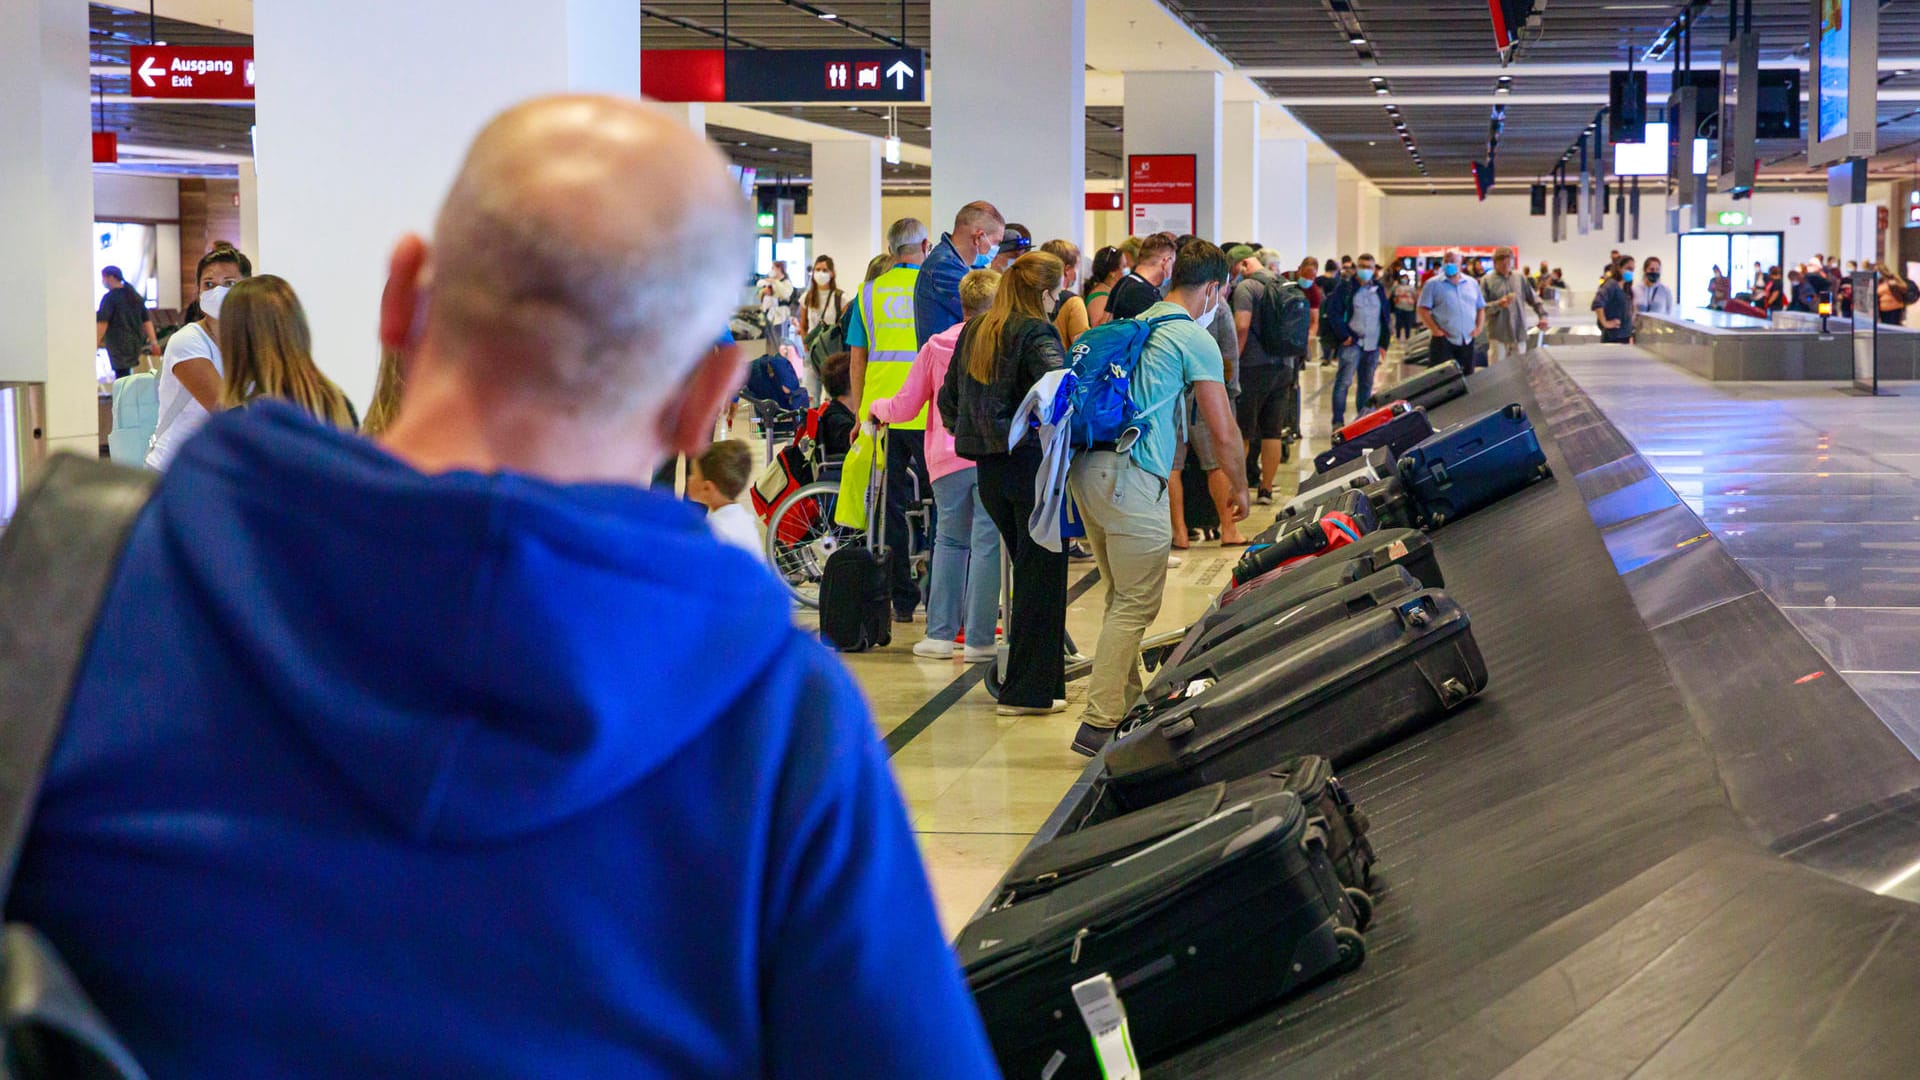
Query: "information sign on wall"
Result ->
[[128, 46, 255, 100], [1127, 155, 1196, 238], [642, 48, 925, 103]]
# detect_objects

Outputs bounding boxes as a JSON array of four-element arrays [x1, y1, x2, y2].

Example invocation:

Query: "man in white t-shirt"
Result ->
[[147, 252, 246, 470]]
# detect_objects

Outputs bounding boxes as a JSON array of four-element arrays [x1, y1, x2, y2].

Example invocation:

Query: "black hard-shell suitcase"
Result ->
[[1398, 403, 1553, 529], [1362, 474, 1421, 531], [1229, 501, 1371, 588], [1280, 447, 1393, 521], [960, 791, 1365, 1079], [1312, 408, 1435, 475], [1368, 360, 1467, 412], [817, 432, 893, 652], [1143, 567, 1422, 704], [1219, 527, 1441, 608], [1003, 759, 1376, 905], [1105, 590, 1487, 801]]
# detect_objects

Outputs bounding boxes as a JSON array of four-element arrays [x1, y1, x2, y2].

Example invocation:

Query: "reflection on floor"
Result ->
[[804, 342, 1428, 934], [1551, 344, 1920, 757]]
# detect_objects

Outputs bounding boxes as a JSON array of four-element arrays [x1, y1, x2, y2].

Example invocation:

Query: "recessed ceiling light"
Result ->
[[1350, 35, 1366, 45], [1375, 87, 1389, 95], [1369, 140, 1377, 145], [819, 10, 838, 18]]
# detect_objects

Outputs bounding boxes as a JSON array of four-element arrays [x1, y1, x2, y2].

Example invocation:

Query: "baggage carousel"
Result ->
[[993, 350, 1920, 1078]]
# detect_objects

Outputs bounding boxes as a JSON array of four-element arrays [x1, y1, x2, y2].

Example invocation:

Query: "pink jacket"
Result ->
[[869, 322, 973, 481]]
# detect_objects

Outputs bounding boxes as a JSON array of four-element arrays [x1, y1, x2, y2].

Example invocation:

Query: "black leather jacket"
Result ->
[[939, 315, 1067, 460]]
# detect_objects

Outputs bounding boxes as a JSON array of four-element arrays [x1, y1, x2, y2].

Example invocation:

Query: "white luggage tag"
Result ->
[[1071, 973, 1140, 1080]]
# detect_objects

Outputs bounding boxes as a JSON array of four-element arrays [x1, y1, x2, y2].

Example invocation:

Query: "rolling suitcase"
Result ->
[[1368, 360, 1467, 412], [1221, 526, 1440, 607], [1398, 403, 1553, 529], [1312, 408, 1436, 475], [960, 791, 1365, 1080], [817, 431, 893, 652], [1362, 474, 1421, 531], [1002, 758, 1377, 906], [1332, 401, 1413, 445], [1229, 508, 1367, 588], [1104, 590, 1487, 797], [1143, 567, 1422, 704], [1280, 447, 1393, 522], [1158, 556, 1392, 675]]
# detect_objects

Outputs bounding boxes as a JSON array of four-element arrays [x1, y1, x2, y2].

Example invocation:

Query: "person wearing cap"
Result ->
[[1481, 245, 1548, 366], [990, 223, 1033, 274]]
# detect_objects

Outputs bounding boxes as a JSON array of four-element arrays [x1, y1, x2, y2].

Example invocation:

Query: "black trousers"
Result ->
[[1236, 364, 1298, 485], [884, 427, 934, 616], [107, 348, 138, 381], [1430, 336, 1479, 375], [976, 446, 1068, 709]]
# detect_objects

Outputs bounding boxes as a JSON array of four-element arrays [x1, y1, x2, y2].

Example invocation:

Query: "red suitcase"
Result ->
[[1331, 401, 1413, 445]]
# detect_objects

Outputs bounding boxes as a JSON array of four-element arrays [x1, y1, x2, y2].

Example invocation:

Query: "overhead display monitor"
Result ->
[[1614, 122, 1669, 176], [1756, 69, 1803, 139], [1720, 32, 1759, 196], [1609, 70, 1648, 142], [1809, 0, 1878, 166]]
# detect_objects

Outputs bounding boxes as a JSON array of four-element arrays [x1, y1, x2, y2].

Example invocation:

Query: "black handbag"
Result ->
[[0, 455, 156, 1080]]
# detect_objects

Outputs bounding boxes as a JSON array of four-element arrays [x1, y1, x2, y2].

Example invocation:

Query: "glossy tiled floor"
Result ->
[[790, 342, 1429, 935], [1551, 343, 1920, 758]]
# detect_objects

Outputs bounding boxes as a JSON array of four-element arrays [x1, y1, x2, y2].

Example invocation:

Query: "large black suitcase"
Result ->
[[960, 789, 1365, 1079], [1219, 526, 1441, 607], [1142, 566, 1421, 704], [817, 441, 893, 652], [1398, 403, 1553, 529], [1368, 360, 1466, 412], [1105, 589, 1487, 801], [1311, 408, 1435, 475]]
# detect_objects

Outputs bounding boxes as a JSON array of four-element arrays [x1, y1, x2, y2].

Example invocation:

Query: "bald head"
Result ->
[[427, 96, 752, 414]]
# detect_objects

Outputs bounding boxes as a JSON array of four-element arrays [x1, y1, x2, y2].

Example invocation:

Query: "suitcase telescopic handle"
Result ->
[[865, 424, 888, 553]]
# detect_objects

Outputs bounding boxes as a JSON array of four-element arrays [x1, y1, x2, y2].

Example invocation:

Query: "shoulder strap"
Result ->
[[0, 456, 155, 900]]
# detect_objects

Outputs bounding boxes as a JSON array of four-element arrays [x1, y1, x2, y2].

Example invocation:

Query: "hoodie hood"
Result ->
[[158, 403, 798, 844]]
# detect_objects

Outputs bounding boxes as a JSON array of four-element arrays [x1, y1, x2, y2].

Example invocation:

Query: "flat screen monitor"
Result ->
[[1810, 0, 1877, 165], [1613, 122, 1669, 176], [1755, 69, 1802, 139], [1609, 70, 1648, 142]]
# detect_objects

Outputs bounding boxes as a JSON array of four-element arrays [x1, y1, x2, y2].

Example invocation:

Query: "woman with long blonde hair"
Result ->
[[937, 251, 1069, 715], [217, 275, 358, 430]]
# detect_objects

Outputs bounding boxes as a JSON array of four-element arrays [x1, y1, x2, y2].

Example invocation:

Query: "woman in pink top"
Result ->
[[871, 269, 1004, 661]]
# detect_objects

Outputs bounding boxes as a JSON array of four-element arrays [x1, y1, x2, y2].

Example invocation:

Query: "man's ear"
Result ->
[[379, 234, 430, 353], [660, 342, 746, 458]]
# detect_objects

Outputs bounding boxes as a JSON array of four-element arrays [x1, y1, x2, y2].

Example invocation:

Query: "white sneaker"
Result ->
[[1167, 553, 1184, 568], [996, 699, 1068, 716], [961, 645, 998, 663], [912, 637, 958, 659]]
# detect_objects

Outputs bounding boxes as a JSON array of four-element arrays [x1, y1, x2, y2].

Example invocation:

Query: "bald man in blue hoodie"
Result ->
[[8, 96, 999, 1078]]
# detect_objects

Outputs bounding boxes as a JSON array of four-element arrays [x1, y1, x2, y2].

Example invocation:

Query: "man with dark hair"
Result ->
[[1106, 233, 1177, 320], [1067, 240, 1248, 757], [914, 199, 1004, 346], [95, 265, 159, 379]]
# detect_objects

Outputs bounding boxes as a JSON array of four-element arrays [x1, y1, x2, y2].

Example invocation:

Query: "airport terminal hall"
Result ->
[[18, 0, 1920, 1076]]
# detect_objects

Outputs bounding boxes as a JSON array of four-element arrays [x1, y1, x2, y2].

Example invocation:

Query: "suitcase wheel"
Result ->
[[1537, 463, 1554, 481], [1439, 676, 1471, 706], [1344, 887, 1374, 932], [1504, 403, 1526, 421], [1334, 926, 1367, 974]]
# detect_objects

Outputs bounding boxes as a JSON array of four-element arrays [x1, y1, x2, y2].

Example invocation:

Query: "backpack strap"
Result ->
[[0, 456, 155, 899]]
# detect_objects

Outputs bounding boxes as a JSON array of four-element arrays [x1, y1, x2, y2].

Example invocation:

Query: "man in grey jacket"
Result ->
[[1482, 245, 1549, 366]]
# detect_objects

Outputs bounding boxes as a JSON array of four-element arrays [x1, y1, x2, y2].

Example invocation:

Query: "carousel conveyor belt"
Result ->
[[1006, 354, 1920, 1079]]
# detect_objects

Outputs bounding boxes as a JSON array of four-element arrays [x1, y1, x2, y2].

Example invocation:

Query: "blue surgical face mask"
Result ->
[[1622, 269, 1636, 284], [1442, 262, 1460, 278], [971, 252, 993, 269], [1357, 267, 1375, 282]]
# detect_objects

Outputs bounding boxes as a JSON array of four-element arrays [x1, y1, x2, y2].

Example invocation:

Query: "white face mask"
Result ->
[[200, 284, 231, 321], [813, 271, 832, 287], [1195, 301, 1217, 330]]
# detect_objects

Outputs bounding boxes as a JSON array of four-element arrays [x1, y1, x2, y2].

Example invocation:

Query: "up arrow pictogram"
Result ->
[[885, 60, 914, 91]]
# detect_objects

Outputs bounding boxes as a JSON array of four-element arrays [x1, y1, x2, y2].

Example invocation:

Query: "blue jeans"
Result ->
[[929, 468, 1002, 647], [1332, 345, 1381, 427]]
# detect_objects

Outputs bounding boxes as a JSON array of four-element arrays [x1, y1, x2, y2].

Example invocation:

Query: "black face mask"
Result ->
[[1645, 272, 1661, 284]]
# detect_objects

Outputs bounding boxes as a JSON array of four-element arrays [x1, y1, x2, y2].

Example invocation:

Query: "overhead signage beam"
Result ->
[[642, 49, 925, 104]]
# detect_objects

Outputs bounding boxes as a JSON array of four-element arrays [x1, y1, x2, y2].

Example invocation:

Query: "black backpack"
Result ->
[[1251, 273, 1311, 359]]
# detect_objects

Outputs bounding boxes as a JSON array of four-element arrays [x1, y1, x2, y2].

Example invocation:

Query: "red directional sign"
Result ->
[[128, 46, 255, 100]]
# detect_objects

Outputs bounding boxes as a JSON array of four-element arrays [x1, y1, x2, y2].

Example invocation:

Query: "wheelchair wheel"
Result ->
[[765, 481, 862, 610]]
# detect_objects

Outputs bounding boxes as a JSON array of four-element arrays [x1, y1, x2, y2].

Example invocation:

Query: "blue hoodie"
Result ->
[[10, 403, 998, 1079]]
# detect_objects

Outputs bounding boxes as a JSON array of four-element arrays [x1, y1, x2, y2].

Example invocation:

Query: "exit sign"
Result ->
[[1715, 210, 1748, 226]]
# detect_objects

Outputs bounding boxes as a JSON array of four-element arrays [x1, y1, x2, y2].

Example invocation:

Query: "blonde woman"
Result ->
[[218, 275, 358, 429]]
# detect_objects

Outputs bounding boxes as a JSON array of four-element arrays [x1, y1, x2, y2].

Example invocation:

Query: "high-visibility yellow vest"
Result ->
[[857, 266, 927, 430]]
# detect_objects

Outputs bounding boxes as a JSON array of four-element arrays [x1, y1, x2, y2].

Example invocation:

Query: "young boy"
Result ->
[[688, 439, 763, 559], [817, 351, 859, 461]]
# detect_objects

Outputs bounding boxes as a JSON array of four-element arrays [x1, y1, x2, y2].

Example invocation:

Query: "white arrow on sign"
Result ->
[[885, 60, 914, 91], [137, 55, 165, 88]]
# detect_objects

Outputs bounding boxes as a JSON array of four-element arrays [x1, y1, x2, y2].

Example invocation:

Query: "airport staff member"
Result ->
[[1417, 248, 1487, 374], [850, 217, 937, 621]]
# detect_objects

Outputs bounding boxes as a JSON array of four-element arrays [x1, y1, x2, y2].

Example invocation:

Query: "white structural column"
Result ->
[[0, 0, 96, 458], [1123, 72, 1224, 242], [255, 0, 643, 406], [655, 102, 707, 135], [810, 139, 883, 271], [238, 162, 260, 267], [1336, 176, 1362, 256], [1220, 101, 1261, 243], [1258, 139, 1309, 260], [931, 0, 1086, 248], [1305, 162, 1339, 261]]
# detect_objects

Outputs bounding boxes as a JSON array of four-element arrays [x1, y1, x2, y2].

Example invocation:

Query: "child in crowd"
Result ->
[[689, 439, 763, 559], [817, 351, 859, 461]]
